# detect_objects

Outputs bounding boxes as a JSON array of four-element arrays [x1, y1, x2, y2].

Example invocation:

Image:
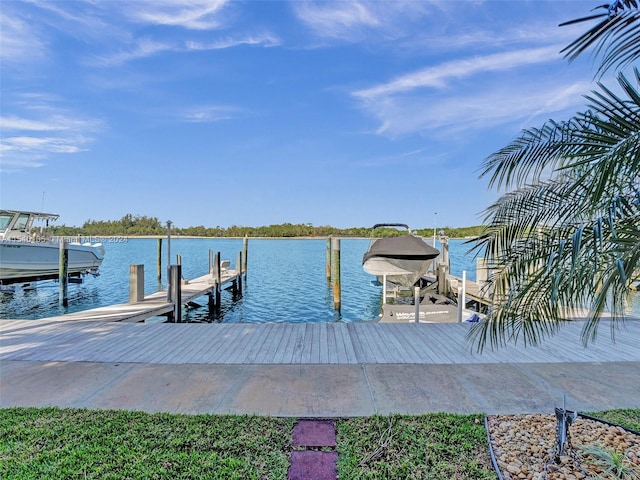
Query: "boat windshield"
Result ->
[[0, 212, 14, 234], [12, 213, 31, 232]]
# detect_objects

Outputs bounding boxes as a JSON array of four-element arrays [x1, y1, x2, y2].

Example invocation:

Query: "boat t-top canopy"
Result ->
[[363, 235, 439, 262], [371, 223, 410, 232], [0, 210, 60, 237]]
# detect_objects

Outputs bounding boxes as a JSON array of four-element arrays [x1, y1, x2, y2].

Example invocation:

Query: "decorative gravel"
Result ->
[[486, 414, 640, 480]]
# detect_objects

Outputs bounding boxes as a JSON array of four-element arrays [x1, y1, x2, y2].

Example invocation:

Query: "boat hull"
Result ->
[[0, 241, 105, 284]]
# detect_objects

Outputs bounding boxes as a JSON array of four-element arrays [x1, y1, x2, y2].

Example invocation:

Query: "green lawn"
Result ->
[[1, 407, 637, 480]]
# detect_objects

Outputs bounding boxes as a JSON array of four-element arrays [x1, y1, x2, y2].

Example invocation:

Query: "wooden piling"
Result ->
[[214, 251, 221, 313], [326, 238, 331, 285], [166, 221, 172, 300], [157, 238, 162, 282], [170, 265, 182, 322], [58, 238, 68, 307], [331, 237, 341, 311], [414, 286, 420, 323], [236, 251, 243, 294], [129, 264, 144, 303], [243, 236, 248, 275]]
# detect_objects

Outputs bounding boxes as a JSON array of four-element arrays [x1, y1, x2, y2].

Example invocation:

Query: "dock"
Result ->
[[33, 269, 241, 323], [1, 319, 639, 416]]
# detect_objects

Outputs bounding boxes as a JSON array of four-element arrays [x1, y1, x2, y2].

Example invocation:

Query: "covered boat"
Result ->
[[0, 210, 105, 285], [362, 223, 439, 288]]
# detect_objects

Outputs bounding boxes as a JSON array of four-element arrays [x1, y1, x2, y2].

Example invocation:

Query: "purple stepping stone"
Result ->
[[292, 420, 336, 448], [288, 451, 338, 480]]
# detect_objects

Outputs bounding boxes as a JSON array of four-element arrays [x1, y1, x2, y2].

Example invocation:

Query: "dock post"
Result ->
[[214, 251, 221, 313], [382, 274, 387, 305], [414, 286, 420, 323], [58, 238, 68, 307], [129, 264, 145, 303], [326, 238, 331, 285], [157, 238, 162, 282], [476, 257, 489, 290], [166, 221, 172, 300], [243, 236, 248, 276], [170, 264, 182, 322], [236, 251, 243, 294], [331, 237, 341, 311], [209, 249, 214, 275]]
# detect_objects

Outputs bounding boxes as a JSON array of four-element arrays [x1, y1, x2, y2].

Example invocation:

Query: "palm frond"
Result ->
[[560, 2, 640, 77], [471, 71, 640, 351]]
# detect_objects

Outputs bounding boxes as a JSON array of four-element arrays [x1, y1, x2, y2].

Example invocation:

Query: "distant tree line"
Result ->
[[52, 214, 484, 238]]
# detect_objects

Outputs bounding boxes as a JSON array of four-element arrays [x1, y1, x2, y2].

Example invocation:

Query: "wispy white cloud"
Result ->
[[353, 46, 563, 99], [0, 104, 102, 172], [0, 114, 102, 133], [1, 136, 85, 154], [186, 34, 280, 51], [92, 38, 177, 67], [354, 148, 448, 168], [292, 0, 432, 42], [0, 10, 47, 64], [180, 105, 239, 123], [294, 1, 380, 39], [357, 78, 592, 138], [126, 0, 230, 30], [94, 33, 279, 66]]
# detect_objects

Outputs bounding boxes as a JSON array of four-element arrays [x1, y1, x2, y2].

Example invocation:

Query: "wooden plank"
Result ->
[[84, 324, 155, 363], [407, 324, 462, 364], [308, 324, 321, 364], [277, 324, 302, 363], [351, 324, 385, 363], [346, 322, 367, 363], [401, 324, 454, 363], [333, 324, 357, 364], [257, 323, 285, 363], [318, 323, 328, 364], [12, 325, 94, 362], [376, 324, 418, 362], [243, 324, 275, 364], [325, 324, 339, 364], [221, 324, 261, 364], [145, 325, 204, 363], [176, 323, 228, 364], [194, 324, 237, 364], [290, 324, 308, 364], [421, 323, 490, 364]]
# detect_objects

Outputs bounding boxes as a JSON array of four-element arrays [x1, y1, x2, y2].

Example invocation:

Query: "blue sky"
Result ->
[[0, 1, 610, 230]]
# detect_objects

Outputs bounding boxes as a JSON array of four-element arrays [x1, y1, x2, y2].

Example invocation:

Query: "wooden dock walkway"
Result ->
[[28, 270, 241, 323], [2, 319, 639, 365]]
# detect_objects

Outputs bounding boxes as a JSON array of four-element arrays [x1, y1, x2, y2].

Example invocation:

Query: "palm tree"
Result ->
[[468, 2, 640, 351]]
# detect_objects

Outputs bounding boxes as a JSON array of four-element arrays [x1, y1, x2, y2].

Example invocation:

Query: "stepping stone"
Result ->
[[287, 451, 338, 480], [292, 419, 336, 448]]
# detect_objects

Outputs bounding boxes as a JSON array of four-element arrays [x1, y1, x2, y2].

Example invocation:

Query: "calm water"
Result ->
[[1, 238, 638, 322]]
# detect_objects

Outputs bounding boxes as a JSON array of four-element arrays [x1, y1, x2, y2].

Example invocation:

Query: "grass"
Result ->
[[1, 408, 638, 480]]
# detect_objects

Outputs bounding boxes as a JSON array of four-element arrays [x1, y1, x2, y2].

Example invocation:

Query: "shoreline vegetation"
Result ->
[[52, 214, 484, 240], [1, 407, 637, 480]]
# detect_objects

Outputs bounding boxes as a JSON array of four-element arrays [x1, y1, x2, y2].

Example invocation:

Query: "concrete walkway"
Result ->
[[1, 320, 639, 416]]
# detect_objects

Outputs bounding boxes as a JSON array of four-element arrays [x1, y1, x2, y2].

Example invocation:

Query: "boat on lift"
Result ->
[[362, 223, 439, 288], [0, 209, 105, 285]]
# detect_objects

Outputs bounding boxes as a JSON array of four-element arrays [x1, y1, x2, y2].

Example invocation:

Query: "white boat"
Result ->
[[0, 210, 105, 285], [362, 223, 439, 288]]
